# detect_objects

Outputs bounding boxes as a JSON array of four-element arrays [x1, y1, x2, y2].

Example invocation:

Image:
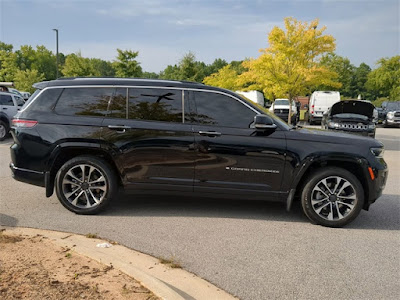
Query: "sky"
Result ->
[[0, 0, 399, 72]]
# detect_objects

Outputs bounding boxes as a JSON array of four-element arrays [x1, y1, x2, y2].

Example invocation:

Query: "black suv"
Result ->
[[10, 78, 388, 227]]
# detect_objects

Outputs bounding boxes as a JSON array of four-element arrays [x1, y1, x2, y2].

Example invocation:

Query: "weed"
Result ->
[[158, 257, 182, 269], [65, 252, 72, 258], [85, 233, 98, 239]]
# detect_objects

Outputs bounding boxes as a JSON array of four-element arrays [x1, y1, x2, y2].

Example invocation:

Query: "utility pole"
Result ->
[[53, 29, 59, 78]]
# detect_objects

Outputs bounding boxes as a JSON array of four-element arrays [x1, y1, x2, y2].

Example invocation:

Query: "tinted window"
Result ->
[[128, 88, 183, 123], [26, 88, 63, 111], [55, 88, 112, 117], [109, 88, 127, 119], [0, 94, 14, 106], [193, 91, 256, 128]]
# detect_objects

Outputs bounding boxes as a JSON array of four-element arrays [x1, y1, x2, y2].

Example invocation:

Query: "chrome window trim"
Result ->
[[20, 85, 260, 117]]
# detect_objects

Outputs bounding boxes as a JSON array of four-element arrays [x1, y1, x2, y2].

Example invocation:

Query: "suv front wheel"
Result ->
[[301, 167, 364, 227], [55, 156, 118, 214]]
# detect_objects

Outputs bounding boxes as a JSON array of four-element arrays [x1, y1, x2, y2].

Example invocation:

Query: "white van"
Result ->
[[307, 91, 340, 124]]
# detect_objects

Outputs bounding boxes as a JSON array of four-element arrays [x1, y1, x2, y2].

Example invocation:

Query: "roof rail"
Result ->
[[55, 77, 204, 85]]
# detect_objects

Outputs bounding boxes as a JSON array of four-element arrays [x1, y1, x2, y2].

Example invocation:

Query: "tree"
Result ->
[[239, 17, 341, 123], [14, 69, 45, 93], [353, 63, 372, 99], [0, 42, 18, 81], [90, 58, 115, 77], [15, 45, 57, 80], [203, 64, 241, 90], [113, 49, 142, 78], [366, 56, 400, 100], [63, 53, 96, 77], [319, 53, 355, 97]]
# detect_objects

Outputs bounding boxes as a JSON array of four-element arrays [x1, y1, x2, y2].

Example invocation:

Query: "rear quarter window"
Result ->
[[25, 88, 63, 112], [55, 88, 113, 117]]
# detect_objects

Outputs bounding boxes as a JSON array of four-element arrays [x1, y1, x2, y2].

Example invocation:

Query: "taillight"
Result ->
[[12, 119, 38, 128]]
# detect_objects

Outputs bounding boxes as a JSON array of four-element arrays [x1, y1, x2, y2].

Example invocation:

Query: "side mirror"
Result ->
[[254, 114, 277, 130]]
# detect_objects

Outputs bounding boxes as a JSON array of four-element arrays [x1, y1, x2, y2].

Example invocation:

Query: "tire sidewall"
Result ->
[[0, 120, 9, 141], [55, 156, 117, 214], [301, 167, 364, 227]]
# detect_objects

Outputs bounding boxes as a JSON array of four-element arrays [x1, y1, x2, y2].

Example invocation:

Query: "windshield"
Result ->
[[386, 102, 400, 110], [274, 99, 289, 106], [236, 93, 291, 130], [333, 113, 368, 120]]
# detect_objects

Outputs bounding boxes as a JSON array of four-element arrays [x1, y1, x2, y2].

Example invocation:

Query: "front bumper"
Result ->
[[10, 163, 45, 187], [327, 128, 375, 138], [386, 118, 400, 126]]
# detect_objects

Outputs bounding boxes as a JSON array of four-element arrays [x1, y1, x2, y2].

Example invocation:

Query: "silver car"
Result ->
[[0, 91, 25, 140]]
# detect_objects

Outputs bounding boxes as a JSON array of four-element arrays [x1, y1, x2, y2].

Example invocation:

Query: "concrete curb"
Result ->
[[2, 226, 237, 300]]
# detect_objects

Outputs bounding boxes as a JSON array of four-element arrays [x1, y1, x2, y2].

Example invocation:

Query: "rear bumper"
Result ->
[[10, 163, 45, 187]]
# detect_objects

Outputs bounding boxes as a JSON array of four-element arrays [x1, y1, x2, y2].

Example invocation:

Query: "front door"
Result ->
[[101, 87, 195, 192], [190, 91, 286, 197]]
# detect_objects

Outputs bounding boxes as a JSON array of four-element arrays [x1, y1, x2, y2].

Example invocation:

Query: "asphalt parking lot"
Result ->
[[1, 127, 399, 300]]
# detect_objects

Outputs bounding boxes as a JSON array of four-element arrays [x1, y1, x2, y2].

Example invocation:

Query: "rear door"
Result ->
[[101, 87, 195, 192], [190, 90, 286, 197]]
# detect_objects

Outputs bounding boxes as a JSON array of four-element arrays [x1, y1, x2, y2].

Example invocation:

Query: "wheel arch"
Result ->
[[291, 157, 370, 210], [46, 144, 122, 197]]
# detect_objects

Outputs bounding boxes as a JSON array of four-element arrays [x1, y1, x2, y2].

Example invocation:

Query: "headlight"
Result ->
[[370, 147, 384, 158], [387, 112, 394, 119], [328, 121, 340, 128]]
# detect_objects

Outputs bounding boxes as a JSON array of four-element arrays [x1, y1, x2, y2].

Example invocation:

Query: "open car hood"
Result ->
[[330, 100, 375, 118]]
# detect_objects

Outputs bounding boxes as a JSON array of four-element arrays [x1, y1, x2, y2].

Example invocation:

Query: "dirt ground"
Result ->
[[0, 230, 158, 300]]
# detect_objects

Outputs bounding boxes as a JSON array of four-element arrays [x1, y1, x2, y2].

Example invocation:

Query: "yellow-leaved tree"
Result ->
[[203, 64, 242, 90], [240, 17, 341, 123]]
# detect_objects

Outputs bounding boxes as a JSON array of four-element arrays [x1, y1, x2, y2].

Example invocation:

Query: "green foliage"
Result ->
[[15, 45, 57, 80], [160, 52, 228, 83], [113, 49, 142, 78], [14, 69, 45, 93], [63, 53, 97, 77], [319, 53, 354, 96], [366, 56, 400, 100]]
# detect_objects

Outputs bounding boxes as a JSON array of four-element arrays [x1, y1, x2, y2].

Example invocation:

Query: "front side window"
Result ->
[[55, 88, 112, 117], [128, 88, 183, 123], [0, 94, 14, 106], [192, 91, 256, 128]]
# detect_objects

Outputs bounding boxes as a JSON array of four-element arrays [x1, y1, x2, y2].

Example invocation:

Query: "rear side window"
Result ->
[[128, 88, 183, 123], [0, 94, 14, 106], [55, 88, 113, 117], [14, 96, 25, 106], [192, 91, 256, 128]]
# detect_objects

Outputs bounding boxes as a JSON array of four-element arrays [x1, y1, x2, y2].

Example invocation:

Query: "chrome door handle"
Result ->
[[198, 131, 221, 137], [107, 125, 131, 133]]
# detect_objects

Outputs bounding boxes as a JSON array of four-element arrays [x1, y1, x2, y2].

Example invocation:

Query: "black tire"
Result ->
[[55, 156, 118, 214], [0, 120, 9, 141], [301, 167, 364, 227]]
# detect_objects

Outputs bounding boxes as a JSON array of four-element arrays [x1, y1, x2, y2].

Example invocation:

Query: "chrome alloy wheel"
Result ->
[[61, 164, 107, 209], [310, 176, 357, 221]]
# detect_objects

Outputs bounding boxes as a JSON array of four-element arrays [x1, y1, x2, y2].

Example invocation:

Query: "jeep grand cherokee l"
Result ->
[[10, 78, 388, 227]]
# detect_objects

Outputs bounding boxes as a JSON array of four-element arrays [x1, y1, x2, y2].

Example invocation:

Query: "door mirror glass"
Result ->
[[254, 114, 277, 130]]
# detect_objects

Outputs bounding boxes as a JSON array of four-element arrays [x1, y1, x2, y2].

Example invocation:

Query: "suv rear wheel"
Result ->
[[55, 156, 118, 214], [301, 167, 364, 227]]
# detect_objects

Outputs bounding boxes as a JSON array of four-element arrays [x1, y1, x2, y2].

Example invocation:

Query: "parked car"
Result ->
[[8, 88, 24, 99], [321, 100, 377, 138], [20, 92, 31, 101], [306, 91, 340, 124], [10, 78, 387, 227], [0, 91, 25, 140], [382, 101, 400, 128], [269, 98, 297, 124]]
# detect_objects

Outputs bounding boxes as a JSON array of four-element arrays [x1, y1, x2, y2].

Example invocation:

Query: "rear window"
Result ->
[[25, 89, 63, 112], [55, 88, 113, 117]]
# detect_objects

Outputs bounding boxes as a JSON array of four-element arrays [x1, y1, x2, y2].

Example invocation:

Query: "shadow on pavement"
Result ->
[[101, 193, 399, 230], [0, 213, 19, 227]]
